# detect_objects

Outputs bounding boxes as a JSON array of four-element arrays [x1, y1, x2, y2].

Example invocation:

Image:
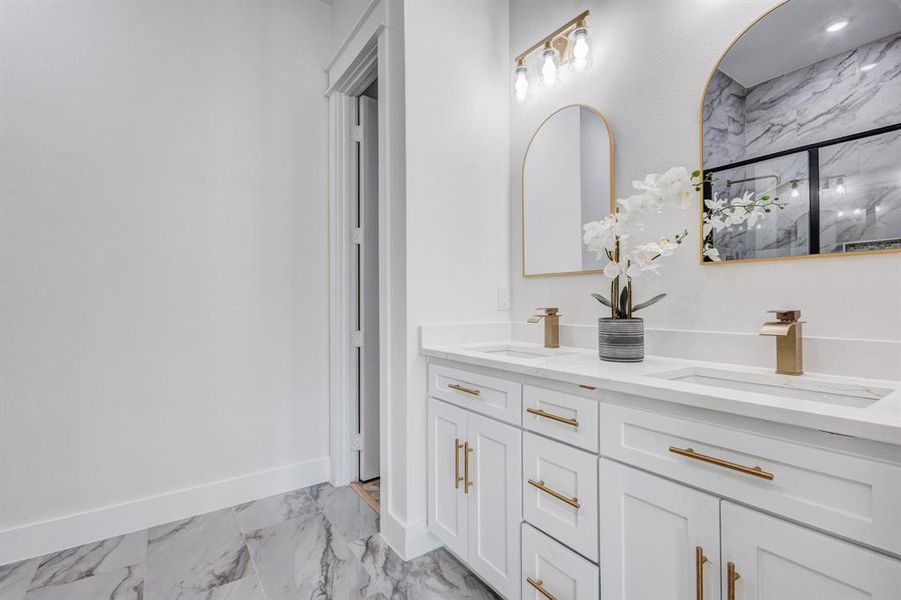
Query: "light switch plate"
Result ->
[[497, 286, 511, 311]]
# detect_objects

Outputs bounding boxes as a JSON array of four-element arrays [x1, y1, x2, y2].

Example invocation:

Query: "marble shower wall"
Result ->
[[703, 31, 901, 168]]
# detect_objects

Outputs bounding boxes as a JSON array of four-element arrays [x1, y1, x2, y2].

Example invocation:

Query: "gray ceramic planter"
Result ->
[[598, 317, 644, 362]]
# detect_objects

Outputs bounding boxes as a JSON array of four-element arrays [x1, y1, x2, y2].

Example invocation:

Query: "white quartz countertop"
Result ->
[[421, 340, 901, 446]]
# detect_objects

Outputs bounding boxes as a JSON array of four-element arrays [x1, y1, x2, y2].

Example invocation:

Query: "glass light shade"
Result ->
[[790, 181, 800, 198], [835, 177, 846, 195], [568, 26, 592, 72], [512, 64, 531, 103], [539, 46, 560, 87]]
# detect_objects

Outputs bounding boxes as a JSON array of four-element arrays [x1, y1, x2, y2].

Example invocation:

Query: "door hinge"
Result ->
[[351, 227, 363, 244], [350, 433, 363, 451], [351, 330, 364, 347], [351, 125, 363, 143]]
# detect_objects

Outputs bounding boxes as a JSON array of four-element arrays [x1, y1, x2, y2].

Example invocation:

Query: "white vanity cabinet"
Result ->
[[427, 396, 522, 599], [424, 355, 901, 600], [599, 458, 721, 600]]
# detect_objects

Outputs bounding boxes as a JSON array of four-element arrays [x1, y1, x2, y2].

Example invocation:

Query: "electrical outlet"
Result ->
[[497, 286, 511, 311]]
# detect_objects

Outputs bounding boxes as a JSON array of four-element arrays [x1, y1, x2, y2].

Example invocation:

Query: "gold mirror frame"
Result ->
[[698, 0, 901, 266], [522, 104, 616, 278]]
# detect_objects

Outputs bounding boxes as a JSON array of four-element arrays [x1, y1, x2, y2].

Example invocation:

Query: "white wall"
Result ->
[[510, 0, 901, 377], [404, 0, 511, 546], [0, 0, 333, 562], [332, 0, 373, 50]]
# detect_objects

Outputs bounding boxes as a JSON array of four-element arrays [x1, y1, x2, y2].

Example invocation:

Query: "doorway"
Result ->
[[350, 78, 380, 511]]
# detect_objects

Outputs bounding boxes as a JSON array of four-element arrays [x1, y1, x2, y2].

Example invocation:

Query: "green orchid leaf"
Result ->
[[631, 293, 667, 313], [591, 293, 612, 308]]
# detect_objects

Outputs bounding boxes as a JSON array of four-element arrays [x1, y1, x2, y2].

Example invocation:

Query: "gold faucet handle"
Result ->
[[535, 307, 560, 316], [768, 309, 800, 322]]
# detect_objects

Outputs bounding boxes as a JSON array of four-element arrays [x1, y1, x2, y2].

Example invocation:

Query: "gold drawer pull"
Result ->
[[526, 407, 579, 428], [448, 383, 480, 396], [669, 446, 774, 480], [696, 546, 709, 600], [528, 479, 580, 509], [454, 438, 464, 489], [727, 561, 741, 600], [526, 577, 557, 600]]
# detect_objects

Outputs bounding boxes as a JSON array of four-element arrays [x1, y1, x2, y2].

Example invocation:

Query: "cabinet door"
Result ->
[[427, 398, 468, 558], [468, 412, 522, 600], [721, 501, 901, 600], [600, 459, 721, 600]]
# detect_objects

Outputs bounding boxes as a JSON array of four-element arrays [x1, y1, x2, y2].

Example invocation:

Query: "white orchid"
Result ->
[[701, 187, 788, 260]]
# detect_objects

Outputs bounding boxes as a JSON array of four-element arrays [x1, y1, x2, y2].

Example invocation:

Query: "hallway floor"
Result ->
[[0, 483, 499, 600]]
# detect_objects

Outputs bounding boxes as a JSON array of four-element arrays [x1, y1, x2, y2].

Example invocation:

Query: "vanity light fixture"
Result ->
[[512, 10, 592, 102], [825, 19, 848, 33], [861, 62, 878, 72], [790, 181, 800, 198], [539, 44, 561, 87], [835, 177, 846, 195], [513, 60, 531, 103]]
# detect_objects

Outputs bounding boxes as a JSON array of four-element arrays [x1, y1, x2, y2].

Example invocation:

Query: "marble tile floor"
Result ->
[[0, 483, 500, 600]]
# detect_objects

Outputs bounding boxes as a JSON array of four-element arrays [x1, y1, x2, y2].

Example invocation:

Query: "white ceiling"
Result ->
[[718, 0, 901, 88]]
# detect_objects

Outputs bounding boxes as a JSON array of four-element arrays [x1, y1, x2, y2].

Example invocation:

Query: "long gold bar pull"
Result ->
[[695, 546, 709, 600], [727, 562, 741, 600], [464, 442, 474, 493], [454, 438, 464, 489], [526, 577, 557, 600], [527, 479, 580, 509], [448, 383, 480, 396], [669, 446, 775, 481], [526, 407, 579, 427]]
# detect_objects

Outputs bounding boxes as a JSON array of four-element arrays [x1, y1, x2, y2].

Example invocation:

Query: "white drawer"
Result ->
[[523, 384, 598, 452], [523, 432, 598, 562], [599, 403, 901, 555], [429, 363, 522, 426], [521, 523, 599, 600]]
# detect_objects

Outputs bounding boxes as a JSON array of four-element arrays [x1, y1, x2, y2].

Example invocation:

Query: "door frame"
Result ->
[[325, 0, 400, 508]]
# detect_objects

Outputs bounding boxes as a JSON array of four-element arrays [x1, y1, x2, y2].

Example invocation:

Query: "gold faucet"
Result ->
[[759, 310, 804, 375], [527, 307, 560, 348]]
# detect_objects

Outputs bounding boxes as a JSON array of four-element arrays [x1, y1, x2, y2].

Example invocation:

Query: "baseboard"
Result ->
[[381, 511, 440, 561], [0, 456, 329, 566]]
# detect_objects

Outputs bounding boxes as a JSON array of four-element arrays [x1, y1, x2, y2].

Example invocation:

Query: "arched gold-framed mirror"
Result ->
[[522, 104, 615, 277], [699, 0, 901, 265]]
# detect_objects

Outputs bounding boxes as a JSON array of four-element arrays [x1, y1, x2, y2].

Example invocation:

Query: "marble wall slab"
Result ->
[[703, 32, 901, 167]]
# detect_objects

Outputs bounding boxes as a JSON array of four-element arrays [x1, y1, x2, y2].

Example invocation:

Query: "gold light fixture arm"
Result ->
[[514, 9, 590, 65]]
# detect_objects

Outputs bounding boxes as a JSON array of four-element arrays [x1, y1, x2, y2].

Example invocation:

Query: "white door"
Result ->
[[468, 412, 522, 600], [357, 94, 379, 481], [600, 459, 721, 600], [721, 501, 901, 600], [521, 523, 599, 600], [427, 398, 468, 558]]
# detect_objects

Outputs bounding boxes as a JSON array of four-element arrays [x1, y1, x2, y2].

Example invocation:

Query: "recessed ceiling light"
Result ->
[[826, 19, 848, 33], [861, 62, 878, 71]]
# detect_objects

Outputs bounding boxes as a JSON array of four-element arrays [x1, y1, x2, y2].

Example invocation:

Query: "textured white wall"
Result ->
[[510, 0, 901, 368], [404, 0, 511, 538], [0, 0, 332, 540]]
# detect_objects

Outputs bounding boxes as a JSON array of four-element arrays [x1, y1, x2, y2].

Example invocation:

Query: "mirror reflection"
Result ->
[[701, 0, 901, 262], [523, 105, 613, 276]]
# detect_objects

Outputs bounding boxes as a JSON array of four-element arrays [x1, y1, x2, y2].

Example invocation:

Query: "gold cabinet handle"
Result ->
[[526, 577, 557, 600], [464, 442, 474, 493], [454, 438, 464, 489], [526, 407, 579, 428], [727, 561, 741, 600], [695, 546, 709, 600], [527, 479, 580, 509], [448, 383, 480, 396], [669, 446, 775, 481]]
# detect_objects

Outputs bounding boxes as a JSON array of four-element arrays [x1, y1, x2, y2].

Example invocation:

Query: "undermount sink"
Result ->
[[468, 343, 575, 360], [651, 367, 893, 409]]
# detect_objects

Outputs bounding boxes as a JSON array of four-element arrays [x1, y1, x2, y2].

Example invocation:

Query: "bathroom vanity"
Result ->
[[423, 337, 901, 599]]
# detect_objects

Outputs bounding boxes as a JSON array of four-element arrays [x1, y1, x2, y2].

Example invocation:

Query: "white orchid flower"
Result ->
[[603, 261, 624, 279], [703, 245, 721, 261]]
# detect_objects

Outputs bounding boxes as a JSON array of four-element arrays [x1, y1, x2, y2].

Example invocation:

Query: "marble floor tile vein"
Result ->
[[0, 483, 500, 600], [28, 530, 147, 591]]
